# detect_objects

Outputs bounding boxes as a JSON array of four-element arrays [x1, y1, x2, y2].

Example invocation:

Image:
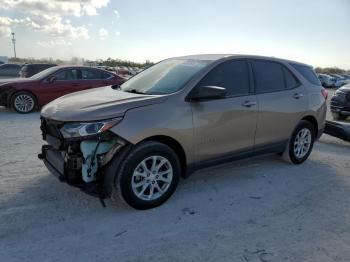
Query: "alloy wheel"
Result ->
[[293, 128, 312, 159], [14, 94, 35, 113], [131, 156, 173, 201]]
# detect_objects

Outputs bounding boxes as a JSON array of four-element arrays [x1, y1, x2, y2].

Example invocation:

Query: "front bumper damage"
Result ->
[[38, 117, 127, 199]]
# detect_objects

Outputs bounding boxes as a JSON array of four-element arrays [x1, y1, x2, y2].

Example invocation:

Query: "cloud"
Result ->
[[37, 39, 73, 48], [0, 15, 89, 39], [99, 28, 108, 40], [0, 26, 11, 37], [0, 0, 109, 17], [113, 10, 120, 20], [0, 0, 110, 39]]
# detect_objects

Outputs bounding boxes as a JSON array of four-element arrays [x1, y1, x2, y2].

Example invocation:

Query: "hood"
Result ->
[[41, 86, 168, 122], [0, 78, 34, 86]]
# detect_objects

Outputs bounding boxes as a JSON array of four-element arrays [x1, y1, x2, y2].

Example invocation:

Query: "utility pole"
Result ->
[[11, 32, 16, 58]]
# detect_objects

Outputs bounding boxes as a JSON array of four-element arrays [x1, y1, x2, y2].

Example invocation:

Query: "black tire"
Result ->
[[283, 120, 315, 165], [11, 91, 37, 114], [104, 141, 181, 210]]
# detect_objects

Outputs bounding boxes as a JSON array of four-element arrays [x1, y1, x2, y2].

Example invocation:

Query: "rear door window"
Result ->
[[198, 60, 250, 97], [55, 69, 80, 80], [283, 67, 299, 89], [291, 64, 321, 86], [252, 61, 285, 93], [101, 72, 112, 79], [81, 69, 106, 80]]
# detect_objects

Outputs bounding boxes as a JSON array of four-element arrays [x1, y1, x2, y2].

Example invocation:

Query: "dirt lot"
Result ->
[[1, 92, 350, 262]]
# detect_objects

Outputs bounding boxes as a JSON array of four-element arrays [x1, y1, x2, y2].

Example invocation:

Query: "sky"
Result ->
[[0, 0, 349, 68]]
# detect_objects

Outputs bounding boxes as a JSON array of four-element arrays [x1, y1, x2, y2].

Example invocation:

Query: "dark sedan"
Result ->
[[19, 63, 57, 78], [0, 66, 126, 113], [0, 64, 22, 79], [330, 84, 350, 120]]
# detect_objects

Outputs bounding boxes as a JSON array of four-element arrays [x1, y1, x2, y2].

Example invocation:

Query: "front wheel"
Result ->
[[106, 141, 181, 210], [283, 120, 315, 164], [11, 92, 36, 113]]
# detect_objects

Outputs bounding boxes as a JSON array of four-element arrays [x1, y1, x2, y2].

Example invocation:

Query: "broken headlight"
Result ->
[[60, 118, 122, 138]]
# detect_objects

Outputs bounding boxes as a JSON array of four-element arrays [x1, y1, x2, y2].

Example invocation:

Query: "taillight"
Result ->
[[321, 88, 328, 100]]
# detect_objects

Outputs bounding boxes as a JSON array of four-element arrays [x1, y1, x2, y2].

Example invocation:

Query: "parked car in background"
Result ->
[[334, 78, 350, 88], [38, 54, 327, 210], [19, 63, 57, 78], [0, 66, 126, 113], [330, 84, 350, 120], [0, 64, 22, 79], [116, 66, 130, 76], [318, 73, 335, 88], [0, 56, 9, 64]]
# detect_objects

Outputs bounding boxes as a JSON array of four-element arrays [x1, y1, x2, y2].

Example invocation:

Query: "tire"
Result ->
[[104, 141, 181, 210], [283, 120, 315, 165], [11, 91, 37, 113]]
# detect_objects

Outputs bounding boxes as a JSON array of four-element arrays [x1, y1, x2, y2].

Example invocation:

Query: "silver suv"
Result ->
[[39, 54, 327, 209]]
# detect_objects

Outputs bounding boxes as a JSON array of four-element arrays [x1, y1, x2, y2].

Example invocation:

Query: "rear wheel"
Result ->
[[105, 141, 181, 210], [11, 92, 36, 113], [283, 120, 315, 164]]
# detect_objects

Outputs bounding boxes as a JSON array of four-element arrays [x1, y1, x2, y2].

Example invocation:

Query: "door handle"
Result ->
[[293, 93, 304, 99], [242, 101, 257, 108]]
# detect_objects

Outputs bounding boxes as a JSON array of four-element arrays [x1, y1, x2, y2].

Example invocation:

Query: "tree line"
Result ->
[[7, 57, 349, 73], [315, 67, 350, 75], [9, 57, 154, 68]]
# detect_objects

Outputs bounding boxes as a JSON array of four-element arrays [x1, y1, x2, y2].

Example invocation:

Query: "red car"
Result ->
[[0, 66, 126, 113]]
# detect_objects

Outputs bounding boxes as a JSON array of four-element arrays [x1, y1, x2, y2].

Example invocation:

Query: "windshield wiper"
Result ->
[[111, 84, 121, 90], [125, 89, 148, 95]]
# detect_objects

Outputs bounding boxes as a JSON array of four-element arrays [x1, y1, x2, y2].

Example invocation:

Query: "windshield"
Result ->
[[120, 59, 211, 95], [30, 66, 59, 80]]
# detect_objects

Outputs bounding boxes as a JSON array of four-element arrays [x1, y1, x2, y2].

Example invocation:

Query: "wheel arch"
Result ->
[[9, 90, 39, 109], [301, 115, 319, 137], [141, 135, 187, 178]]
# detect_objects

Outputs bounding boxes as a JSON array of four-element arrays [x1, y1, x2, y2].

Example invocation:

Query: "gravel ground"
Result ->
[[1, 92, 350, 262]]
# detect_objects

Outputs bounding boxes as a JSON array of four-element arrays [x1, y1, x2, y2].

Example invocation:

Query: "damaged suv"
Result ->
[[39, 55, 327, 210]]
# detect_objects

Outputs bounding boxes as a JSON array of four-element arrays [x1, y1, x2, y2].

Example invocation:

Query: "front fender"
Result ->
[[109, 100, 195, 164]]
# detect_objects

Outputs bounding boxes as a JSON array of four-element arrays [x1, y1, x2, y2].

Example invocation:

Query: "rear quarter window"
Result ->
[[291, 64, 321, 86]]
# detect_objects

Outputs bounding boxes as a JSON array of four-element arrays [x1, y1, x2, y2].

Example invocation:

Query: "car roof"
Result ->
[[0, 63, 21, 67], [51, 65, 117, 74], [24, 63, 57, 66], [171, 54, 311, 67]]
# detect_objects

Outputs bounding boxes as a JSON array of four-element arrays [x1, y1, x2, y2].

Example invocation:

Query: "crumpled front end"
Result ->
[[38, 117, 128, 196]]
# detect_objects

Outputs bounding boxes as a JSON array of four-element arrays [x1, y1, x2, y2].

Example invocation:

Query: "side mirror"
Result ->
[[188, 85, 226, 101], [47, 75, 57, 83]]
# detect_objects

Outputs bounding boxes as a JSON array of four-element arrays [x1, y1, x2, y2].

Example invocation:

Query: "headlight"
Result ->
[[60, 118, 122, 138]]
